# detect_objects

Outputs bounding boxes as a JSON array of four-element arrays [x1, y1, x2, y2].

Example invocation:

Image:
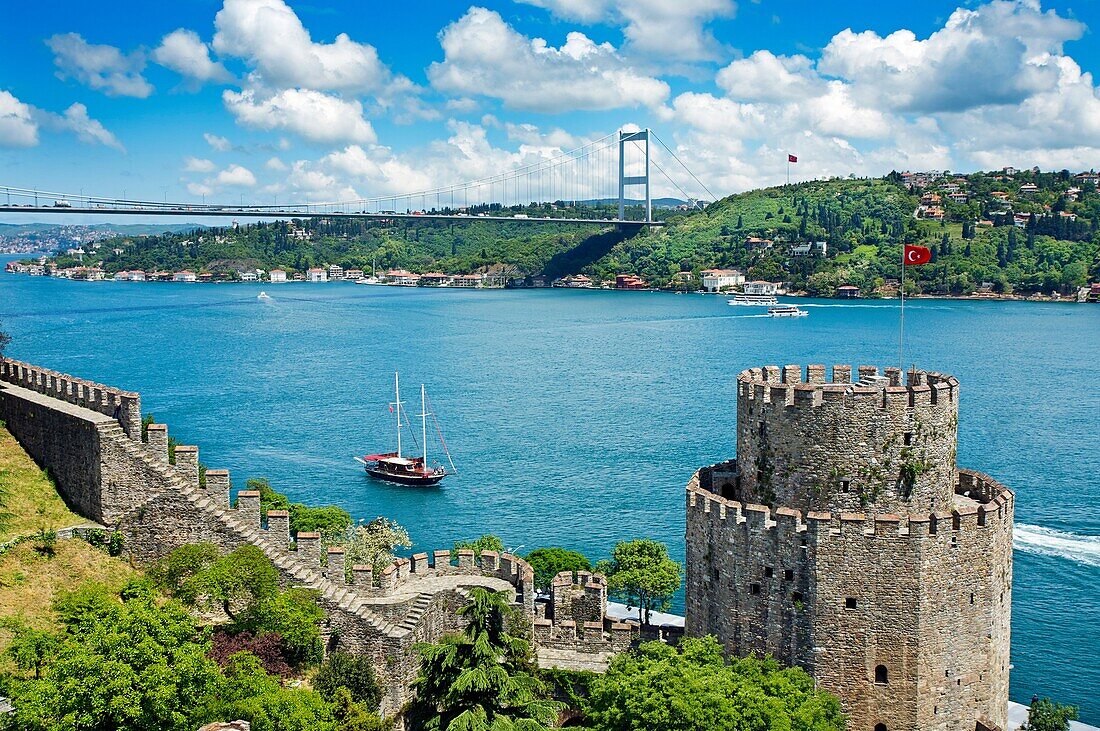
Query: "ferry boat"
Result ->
[[355, 373, 455, 487], [728, 293, 779, 306], [768, 305, 808, 318]]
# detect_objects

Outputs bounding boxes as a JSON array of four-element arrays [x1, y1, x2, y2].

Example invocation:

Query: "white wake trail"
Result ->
[[1014, 524, 1100, 568]]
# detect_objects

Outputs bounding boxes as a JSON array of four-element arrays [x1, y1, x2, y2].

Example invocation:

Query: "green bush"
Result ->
[[313, 652, 382, 709]]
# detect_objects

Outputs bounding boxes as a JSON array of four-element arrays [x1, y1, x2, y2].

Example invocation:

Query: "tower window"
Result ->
[[784, 569, 794, 580], [970, 593, 975, 605], [840, 479, 850, 493], [758, 421, 766, 438], [792, 592, 803, 603], [764, 566, 773, 578], [903, 432, 913, 446], [875, 724, 888, 731], [875, 665, 888, 684], [845, 597, 857, 610], [750, 583, 761, 595]]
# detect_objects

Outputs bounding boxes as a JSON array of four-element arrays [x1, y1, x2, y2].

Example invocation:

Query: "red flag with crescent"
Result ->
[[904, 244, 931, 266], [788, 154, 798, 163]]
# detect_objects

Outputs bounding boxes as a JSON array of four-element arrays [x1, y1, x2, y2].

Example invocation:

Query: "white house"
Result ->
[[307, 268, 328, 283], [328, 264, 344, 280], [700, 269, 744, 292], [128, 271, 146, 282], [743, 280, 779, 296], [790, 242, 827, 257], [269, 269, 287, 283], [173, 270, 197, 283], [239, 271, 258, 282]]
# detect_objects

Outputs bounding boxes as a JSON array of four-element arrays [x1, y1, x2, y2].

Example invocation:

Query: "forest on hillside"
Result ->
[[42, 170, 1100, 296]]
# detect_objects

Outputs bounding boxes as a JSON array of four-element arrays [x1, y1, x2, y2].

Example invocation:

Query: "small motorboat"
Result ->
[[257, 291, 271, 300], [768, 305, 808, 317]]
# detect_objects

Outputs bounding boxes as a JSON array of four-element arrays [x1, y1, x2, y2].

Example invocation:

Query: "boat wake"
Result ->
[[1014, 524, 1100, 568]]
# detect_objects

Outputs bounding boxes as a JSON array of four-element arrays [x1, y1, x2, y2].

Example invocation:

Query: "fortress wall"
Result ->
[[0, 357, 540, 720], [687, 467, 1014, 731], [734, 365, 959, 515]]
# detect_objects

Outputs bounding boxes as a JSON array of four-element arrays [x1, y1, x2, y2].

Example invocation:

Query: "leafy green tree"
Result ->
[[2, 620, 58, 679], [253, 588, 325, 666], [584, 637, 845, 731], [313, 652, 382, 708], [290, 504, 353, 544], [193, 544, 281, 622], [1023, 697, 1080, 731], [212, 652, 338, 731], [331, 687, 391, 731], [523, 547, 591, 592], [342, 517, 412, 577], [408, 588, 560, 731], [6, 588, 224, 731], [150, 542, 220, 604], [597, 539, 681, 625], [451, 534, 505, 560]]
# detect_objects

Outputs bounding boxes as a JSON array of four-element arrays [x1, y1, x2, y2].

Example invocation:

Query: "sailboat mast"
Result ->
[[395, 371, 402, 458], [421, 384, 428, 470]]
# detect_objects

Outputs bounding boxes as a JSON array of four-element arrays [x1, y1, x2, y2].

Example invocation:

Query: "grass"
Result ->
[[0, 424, 84, 543]]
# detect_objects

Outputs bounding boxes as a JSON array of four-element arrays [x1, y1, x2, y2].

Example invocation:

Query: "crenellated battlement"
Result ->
[[0, 358, 143, 442], [688, 465, 1013, 542], [736, 364, 959, 411]]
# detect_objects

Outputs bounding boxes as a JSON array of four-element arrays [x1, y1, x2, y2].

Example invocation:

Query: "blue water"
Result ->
[[2, 270, 1098, 719]]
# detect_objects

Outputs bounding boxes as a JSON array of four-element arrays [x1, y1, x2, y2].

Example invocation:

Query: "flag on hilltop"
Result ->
[[788, 154, 798, 163], [904, 244, 932, 266]]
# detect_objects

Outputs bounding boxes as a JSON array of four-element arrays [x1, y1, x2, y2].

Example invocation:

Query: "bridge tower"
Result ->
[[618, 128, 651, 223]]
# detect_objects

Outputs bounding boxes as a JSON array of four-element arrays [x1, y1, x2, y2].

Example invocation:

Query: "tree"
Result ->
[[343, 517, 412, 576], [313, 652, 382, 709], [584, 637, 845, 731], [451, 534, 505, 560], [1023, 698, 1080, 731], [193, 545, 280, 622], [408, 587, 560, 731], [523, 547, 591, 592], [3, 620, 58, 679], [597, 539, 681, 625], [214, 652, 339, 731], [0, 319, 10, 357]]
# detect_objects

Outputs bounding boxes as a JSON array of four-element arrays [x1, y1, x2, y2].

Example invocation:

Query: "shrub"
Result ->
[[32, 528, 57, 557], [313, 652, 382, 709], [209, 630, 292, 677]]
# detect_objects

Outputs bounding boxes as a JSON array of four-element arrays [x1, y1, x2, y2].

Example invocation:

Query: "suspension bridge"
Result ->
[[0, 129, 715, 228]]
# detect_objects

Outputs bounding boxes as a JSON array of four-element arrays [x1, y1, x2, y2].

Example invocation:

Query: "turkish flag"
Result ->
[[904, 244, 932, 266], [788, 154, 798, 163]]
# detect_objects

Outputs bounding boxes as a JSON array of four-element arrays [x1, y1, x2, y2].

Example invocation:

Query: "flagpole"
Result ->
[[900, 249, 905, 375]]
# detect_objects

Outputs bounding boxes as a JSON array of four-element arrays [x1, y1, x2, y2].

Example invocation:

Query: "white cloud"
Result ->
[[212, 0, 407, 95], [55, 103, 125, 151], [214, 164, 257, 187], [819, 0, 1086, 113], [520, 0, 736, 61], [223, 87, 376, 144], [716, 50, 821, 102], [265, 156, 287, 171], [187, 182, 214, 197], [45, 33, 153, 98], [184, 156, 217, 173], [204, 132, 232, 151], [428, 7, 669, 112], [153, 29, 232, 85], [0, 90, 39, 148]]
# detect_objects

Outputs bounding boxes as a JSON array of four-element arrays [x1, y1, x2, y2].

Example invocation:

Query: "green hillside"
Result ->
[[31, 170, 1100, 296]]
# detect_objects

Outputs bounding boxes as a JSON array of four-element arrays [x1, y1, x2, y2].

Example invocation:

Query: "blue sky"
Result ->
[[1, 0, 1098, 211]]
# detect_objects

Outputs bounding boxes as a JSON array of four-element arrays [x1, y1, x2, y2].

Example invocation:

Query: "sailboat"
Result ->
[[354, 372, 455, 486]]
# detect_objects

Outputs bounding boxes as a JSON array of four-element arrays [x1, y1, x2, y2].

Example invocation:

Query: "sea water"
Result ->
[[2, 271, 1098, 719]]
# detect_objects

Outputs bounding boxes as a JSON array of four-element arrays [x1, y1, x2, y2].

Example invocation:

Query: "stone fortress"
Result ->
[[0, 357, 1016, 730], [0, 358, 633, 719], [686, 364, 1014, 731]]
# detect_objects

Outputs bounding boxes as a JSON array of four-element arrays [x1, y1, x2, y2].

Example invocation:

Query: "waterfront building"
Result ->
[[269, 269, 287, 283], [345, 269, 364, 281], [615, 274, 648, 290], [385, 269, 420, 286], [742, 280, 779, 296], [836, 284, 860, 298], [307, 268, 328, 283], [172, 270, 196, 283], [128, 271, 146, 282], [452, 274, 483, 288], [554, 274, 594, 288], [328, 264, 345, 280], [113, 271, 129, 281], [239, 271, 258, 282], [701, 269, 744, 292], [686, 365, 1013, 731], [419, 272, 449, 286]]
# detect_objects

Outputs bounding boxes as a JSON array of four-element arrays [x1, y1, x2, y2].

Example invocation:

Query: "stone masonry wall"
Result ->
[[0, 358, 538, 720], [687, 365, 1013, 731]]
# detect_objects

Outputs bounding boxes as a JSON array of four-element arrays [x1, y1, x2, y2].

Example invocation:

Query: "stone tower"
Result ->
[[685, 365, 1013, 731]]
